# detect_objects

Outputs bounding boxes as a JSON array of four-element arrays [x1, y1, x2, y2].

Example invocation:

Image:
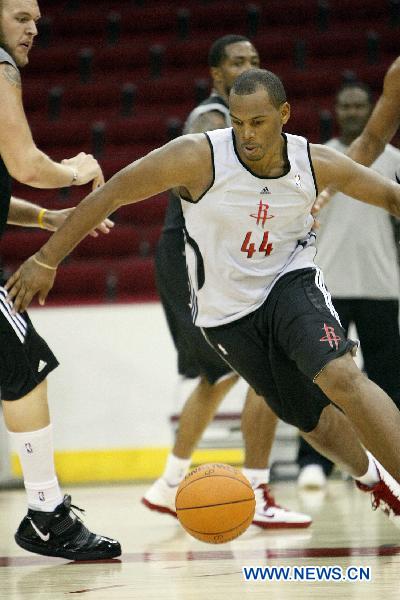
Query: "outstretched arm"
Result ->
[[0, 64, 103, 190], [8, 197, 113, 236], [312, 57, 400, 214], [311, 144, 400, 217], [5, 134, 211, 311], [346, 57, 400, 166]]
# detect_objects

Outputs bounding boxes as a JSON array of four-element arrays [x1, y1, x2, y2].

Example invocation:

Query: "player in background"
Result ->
[[313, 56, 400, 212]]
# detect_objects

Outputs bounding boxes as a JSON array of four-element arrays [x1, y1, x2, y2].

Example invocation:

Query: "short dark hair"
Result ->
[[208, 35, 251, 68], [335, 82, 373, 105], [231, 68, 287, 108]]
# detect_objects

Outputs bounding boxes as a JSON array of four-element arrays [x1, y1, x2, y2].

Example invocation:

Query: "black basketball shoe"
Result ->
[[15, 495, 121, 560]]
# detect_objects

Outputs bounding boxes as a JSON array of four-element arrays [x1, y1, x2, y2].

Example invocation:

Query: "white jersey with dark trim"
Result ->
[[181, 127, 318, 327], [183, 92, 230, 134]]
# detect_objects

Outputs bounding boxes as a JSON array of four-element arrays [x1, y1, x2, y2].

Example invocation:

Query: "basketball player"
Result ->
[[8, 68, 400, 524], [143, 35, 311, 528], [298, 82, 400, 489], [0, 0, 120, 559]]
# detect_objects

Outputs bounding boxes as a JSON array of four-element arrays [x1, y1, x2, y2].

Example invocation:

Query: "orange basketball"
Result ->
[[175, 463, 255, 544]]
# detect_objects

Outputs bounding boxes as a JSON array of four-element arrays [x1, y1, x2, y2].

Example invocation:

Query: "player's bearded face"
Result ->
[[0, 0, 39, 67]]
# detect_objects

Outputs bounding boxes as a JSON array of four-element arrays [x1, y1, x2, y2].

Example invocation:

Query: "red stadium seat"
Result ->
[[18, 0, 398, 302], [116, 194, 168, 226], [51, 261, 108, 299], [72, 225, 142, 259], [0, 229, 51, 263]]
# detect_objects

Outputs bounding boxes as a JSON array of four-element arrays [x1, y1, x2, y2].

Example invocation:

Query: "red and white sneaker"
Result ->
[[355, 454, 400, 527], [252, 484, 312, 529], [141, 478, 178, 518]]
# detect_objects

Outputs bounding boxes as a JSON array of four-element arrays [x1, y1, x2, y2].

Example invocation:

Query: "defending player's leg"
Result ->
[[3, 380, 121, 560], [241, 388, 312, 528], [142, 373, 238, 516], [143, 381, 312, 528], [173, 374, 238, 460], [297, 437, 332, 489]]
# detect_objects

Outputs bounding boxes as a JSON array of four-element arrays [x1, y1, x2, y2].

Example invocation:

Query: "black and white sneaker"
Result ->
[[15, 495, 121, 561]]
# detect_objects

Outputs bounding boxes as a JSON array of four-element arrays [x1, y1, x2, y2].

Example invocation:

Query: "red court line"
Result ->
[[1, 545, 400, 567]]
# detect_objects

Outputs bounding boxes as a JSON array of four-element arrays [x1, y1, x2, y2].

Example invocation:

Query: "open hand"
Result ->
[[5, 255, 56, 313], [45, 207, 114, 238], [62, 152, 105, 190]]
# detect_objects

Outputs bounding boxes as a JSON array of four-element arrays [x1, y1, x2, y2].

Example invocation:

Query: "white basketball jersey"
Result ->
[[181, 128, 318, 327]]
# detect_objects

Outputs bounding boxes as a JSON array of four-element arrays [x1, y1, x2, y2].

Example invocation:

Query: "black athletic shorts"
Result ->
[[203, 268, 357, 432], [0, 284, 59, 400], [155, 230, 232, 384]]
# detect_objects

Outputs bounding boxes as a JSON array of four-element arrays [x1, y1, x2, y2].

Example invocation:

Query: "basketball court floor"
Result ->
[[1, 479, 399, 599]]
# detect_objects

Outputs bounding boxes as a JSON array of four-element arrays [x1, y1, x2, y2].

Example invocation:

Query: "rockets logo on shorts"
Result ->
[[320, 323, 341, 350]]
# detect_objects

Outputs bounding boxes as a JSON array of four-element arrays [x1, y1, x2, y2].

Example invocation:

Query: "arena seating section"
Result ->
[[1, 0, 398, 303]]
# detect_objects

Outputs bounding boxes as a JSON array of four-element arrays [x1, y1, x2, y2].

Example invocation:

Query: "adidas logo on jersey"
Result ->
[[260, 186, 270, 194]]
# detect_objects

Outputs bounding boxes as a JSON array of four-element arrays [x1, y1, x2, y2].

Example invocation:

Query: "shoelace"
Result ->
[[64, 494, 86, 522], [258, 484, 282, 510]]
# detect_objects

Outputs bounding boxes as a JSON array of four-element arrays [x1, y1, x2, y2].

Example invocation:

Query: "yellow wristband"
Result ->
[[37, 208, 47, 229], [32, 255, 57, 271]]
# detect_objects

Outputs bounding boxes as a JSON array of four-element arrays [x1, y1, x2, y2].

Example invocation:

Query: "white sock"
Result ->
[[356, 452, 380, 487], [8, 424, 63, 511], [163, 453, 191, 486], [242, 467, 270, 489]]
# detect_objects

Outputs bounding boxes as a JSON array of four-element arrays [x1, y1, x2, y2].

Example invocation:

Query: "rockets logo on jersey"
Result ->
[[242, 200, 275, 258], [249, 200, 275, 229]]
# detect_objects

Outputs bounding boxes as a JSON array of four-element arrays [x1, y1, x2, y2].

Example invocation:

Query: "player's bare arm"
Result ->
[[7, 197, 113, 236], [0, 64, 102, 188], [5, 134, 213, 312], [346, 57, 400, 166], [189, 110, 227, 133], [311, 144, 400, 218], [34, 134, 212, 266]]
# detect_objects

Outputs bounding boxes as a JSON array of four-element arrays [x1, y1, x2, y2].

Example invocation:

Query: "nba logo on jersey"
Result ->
[[294, 173, 302, 188]]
